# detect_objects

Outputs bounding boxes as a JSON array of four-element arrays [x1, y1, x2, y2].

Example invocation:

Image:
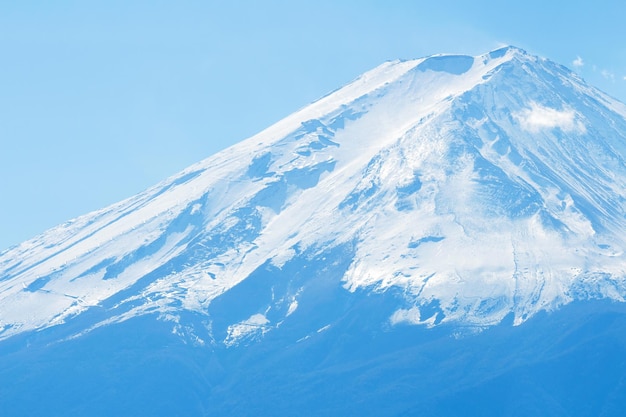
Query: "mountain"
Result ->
[[2, 46, 626, 416]]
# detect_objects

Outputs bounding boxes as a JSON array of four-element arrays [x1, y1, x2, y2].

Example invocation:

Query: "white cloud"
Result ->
[[572, 56, 584, 68], [601, 69, 616, 82], [514, 102, 586, 133]]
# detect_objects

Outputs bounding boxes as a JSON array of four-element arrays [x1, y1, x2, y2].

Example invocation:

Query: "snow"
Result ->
[[2, 46, 626, 342], [224, 313, 269, 347], [390, 307, 422, 326], [286, 299, 298, 317]]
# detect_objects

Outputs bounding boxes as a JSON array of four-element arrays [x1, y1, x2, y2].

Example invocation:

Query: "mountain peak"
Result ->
[[408, 45, 528, 76], [486, 44, 528, 58]]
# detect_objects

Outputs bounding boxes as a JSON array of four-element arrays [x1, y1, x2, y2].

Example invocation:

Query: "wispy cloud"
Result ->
[[601, 70, 616, 82], [577, 57, 621, 84], [572, 56, 584, 68], [514, 102, 586, 134]]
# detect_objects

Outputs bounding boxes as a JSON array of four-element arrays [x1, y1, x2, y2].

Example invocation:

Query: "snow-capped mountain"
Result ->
[[4, 46, 626, 417], [3, 46, 626, 347]]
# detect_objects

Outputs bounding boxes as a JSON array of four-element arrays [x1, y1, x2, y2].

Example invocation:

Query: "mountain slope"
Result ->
[[2, 46, 626, 346]]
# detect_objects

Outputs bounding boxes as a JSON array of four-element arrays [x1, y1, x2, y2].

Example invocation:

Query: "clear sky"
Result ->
[[1, 0, 626, 251]]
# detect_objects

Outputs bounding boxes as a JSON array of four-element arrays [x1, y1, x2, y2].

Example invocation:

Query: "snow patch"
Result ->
[[224, 313, 270, 347], [286, 299, 298, 317], [390, 307, 421, 325], [317, 324, 331, 333]]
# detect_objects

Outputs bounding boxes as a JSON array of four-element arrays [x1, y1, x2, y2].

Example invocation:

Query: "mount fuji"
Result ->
[[2, 46, 626, 416]]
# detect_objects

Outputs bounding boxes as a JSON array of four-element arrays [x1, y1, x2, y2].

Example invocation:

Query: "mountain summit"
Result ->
[[2, 46, 626, 345]]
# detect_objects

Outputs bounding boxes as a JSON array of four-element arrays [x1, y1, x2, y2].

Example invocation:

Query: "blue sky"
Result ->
[[1, 1, 626, 250]]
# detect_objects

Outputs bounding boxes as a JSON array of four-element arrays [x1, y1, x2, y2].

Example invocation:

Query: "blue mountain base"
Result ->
[[1, 299, 625, 417]]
